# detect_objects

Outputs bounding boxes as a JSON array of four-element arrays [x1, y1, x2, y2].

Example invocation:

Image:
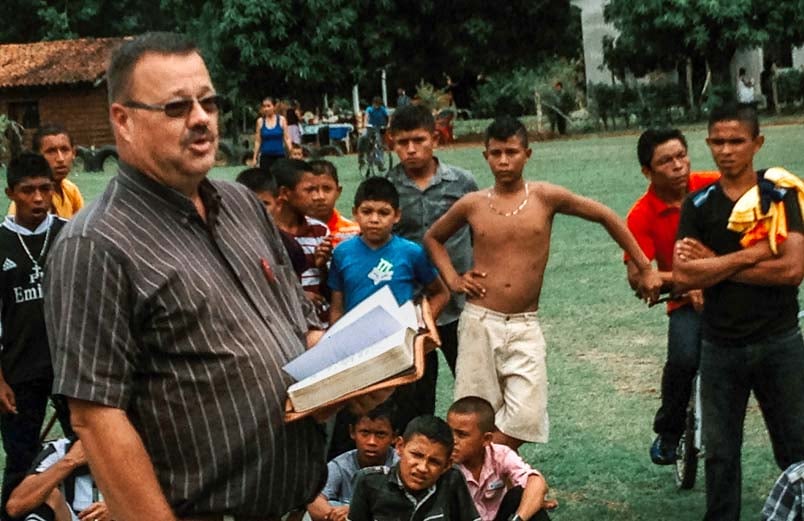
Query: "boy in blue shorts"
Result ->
[[326, 177, 449, 457]]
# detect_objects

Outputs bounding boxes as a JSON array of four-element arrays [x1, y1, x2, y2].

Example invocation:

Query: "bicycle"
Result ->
[[358, 127, 393, 178], [675, 371, 703, 489]]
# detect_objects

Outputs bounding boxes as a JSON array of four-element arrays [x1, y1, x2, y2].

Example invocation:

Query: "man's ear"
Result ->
[[5, 187, 13, 200], [278, 186, 292, 202], [525, 147, 533, 159], [109, 103, 133, 144], [392, 208, 401, 225], [640, 165, 653, 181], [349, 424, 356, 441], [395, 436, 404, 455]]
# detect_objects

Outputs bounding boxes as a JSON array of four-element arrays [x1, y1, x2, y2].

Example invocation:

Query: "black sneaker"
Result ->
[[650, 435, 678, 465]]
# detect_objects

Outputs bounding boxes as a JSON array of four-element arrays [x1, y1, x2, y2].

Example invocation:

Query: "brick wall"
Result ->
[[0, 83, 114, 148]]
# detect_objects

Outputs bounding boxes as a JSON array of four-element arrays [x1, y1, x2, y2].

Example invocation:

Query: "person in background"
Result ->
[[250, 96, 291, 172]]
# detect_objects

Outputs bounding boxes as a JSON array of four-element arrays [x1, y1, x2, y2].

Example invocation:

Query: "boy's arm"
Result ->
[[423, 276, 449, 320], [673, 237, 773, 291], [307, 494, 348, 521], [514, 474, 556, 520], [423, 196, 486, 297], [0, 367, 16, 414], [6, 441, 87, 517], [729, 232, 804, 286], [549, 186, 662, 302], [329, 291, 345, 325]]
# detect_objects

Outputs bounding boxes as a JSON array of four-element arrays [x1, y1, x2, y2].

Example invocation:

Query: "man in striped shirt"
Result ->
[[44, 32, 388, 521]]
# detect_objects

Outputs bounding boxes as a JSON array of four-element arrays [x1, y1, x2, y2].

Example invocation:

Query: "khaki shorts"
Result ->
[[454, 302, 549, 443]]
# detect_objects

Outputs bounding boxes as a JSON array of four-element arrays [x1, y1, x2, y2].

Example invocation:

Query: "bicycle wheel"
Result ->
[[675, 404, 698, 489]]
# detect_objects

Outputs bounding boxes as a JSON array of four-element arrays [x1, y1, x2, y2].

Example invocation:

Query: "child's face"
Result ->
[[447, 412, 491, 465], [255, 190, 277, 215], [392, 128, 437, 171], [284, 171, 320, 216], [705, 119, 763, 179], [5, 176, 54, 230], [483, 136, 532, 185], [396, 434, 451, 492], [350, 416, 395, 467], [302, 174, 341, 222], [289, 147, 304, 160], [353, 200, 400, 247]]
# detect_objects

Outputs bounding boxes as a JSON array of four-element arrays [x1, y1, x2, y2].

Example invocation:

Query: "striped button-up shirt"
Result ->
[[386, 159, 478, 326], [44, 164, 326, 517]]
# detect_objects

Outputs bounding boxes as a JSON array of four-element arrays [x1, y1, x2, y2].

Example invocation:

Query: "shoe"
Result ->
[[650, 435, 678, 465]]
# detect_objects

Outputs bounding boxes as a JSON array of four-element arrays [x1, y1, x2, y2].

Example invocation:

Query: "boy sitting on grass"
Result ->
[[448, 396, 556, 521], [348, 415, 480, 521], [424, 116, 663, 450], [308, 159, 360, 246], [307, 403, 398, 521], [327, 177, 449, 457]]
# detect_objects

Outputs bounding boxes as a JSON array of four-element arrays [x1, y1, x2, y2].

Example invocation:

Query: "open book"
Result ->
[[283, 286, 435, 420]]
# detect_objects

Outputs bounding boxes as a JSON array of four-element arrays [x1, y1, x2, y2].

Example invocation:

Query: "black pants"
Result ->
[[495, 486, 551, 521], [437, 320, 459, 376]]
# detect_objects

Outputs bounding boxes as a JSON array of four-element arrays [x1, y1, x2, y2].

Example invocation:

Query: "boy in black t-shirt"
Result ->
[[674, 103, 804, 521], [0, 153, 69, 521]]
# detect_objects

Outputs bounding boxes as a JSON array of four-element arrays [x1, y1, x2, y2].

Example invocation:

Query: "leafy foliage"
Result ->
[[588, 81, 687, 130], [470, 59, 580, 118], [776, 68, 804, 106], [602, 0, 804, 99]]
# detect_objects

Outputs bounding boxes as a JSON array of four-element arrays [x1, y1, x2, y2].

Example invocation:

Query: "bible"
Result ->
[[283, 286, 435, 419]]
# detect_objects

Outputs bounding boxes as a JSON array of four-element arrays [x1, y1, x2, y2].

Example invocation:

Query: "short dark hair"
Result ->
[[485, 115, 528, 148], [390, 104, 435, 133], [708, 102, 760, 138], [353, 177, 399, 209], [7, 152, 53, 189], [32, 123, 72, 152], [271, 159, 312, 190], [309, 159, 340, 185], [448, 396, 495, 433], [352, 401, 398, 432], [637, 128, 688, 168], [107, 32, 198, 104], [235, 167, 277, 195], [402, 415, 454, 454]]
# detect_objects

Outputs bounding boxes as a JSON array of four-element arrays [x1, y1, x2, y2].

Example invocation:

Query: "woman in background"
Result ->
[[251, 96, 291, 171]]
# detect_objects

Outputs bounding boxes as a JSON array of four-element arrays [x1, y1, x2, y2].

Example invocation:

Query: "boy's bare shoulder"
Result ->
[[529, 181, 571, 206], [454, 189, 489, 211]]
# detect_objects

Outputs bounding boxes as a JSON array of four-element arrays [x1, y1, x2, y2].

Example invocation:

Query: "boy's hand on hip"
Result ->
[[450, 270, 487, 298]]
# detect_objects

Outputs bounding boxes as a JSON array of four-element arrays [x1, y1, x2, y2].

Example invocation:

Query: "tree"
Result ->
[[602, 0, 804, 103]]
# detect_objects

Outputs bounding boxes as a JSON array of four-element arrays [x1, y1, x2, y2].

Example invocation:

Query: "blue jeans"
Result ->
[[701, 327, 804, 521], [653, 306, 702, 442]]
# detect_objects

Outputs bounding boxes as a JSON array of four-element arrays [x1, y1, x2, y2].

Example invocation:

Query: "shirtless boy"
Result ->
[[424, 116, 662, 449]]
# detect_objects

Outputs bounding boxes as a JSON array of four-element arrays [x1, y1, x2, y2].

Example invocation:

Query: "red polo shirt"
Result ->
[[625, 171, 720, 312]]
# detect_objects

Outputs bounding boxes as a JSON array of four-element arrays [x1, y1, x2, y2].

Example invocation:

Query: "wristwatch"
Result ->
[[508, 515, 523, 521]]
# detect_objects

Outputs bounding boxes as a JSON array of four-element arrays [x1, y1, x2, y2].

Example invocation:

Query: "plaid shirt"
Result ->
[[762, 461, 804, 520]]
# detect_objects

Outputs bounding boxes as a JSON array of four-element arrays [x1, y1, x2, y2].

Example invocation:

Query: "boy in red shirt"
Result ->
[[624, 128, 719, 464]]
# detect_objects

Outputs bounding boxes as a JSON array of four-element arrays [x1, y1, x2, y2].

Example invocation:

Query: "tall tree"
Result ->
[[602, 0, 804, 100]]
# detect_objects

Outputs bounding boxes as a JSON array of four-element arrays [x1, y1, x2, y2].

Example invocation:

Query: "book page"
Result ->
[[323, 285, 400, 339], [283, 305, 403, 381]]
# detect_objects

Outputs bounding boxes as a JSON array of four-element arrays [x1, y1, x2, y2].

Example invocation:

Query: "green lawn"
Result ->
[[4, 123, 804, 520]]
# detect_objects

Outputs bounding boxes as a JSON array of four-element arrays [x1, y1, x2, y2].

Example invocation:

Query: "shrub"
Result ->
[[776, 68, 804, 105]]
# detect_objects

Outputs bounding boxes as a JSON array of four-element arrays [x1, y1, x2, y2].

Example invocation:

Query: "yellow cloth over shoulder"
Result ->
[[727, 167, 804, 255]]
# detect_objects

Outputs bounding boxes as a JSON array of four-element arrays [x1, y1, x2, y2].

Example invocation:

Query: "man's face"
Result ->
[[396, 434, 451, 492], [5, 177, 54, 229], [111, 51, 219, 190], [299, 173, 341, 222], [447, 412, 490, 466], [352, 200, 400, 247], [38, 133, 75, 183], [483, 136, 532, 185], [350, 416, 395, 467], [392, 128, 437, 171], [706, 120, 764, 179], [644, 138, 690, 194]]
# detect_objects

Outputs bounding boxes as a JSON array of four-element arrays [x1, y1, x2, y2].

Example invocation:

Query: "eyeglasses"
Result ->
[[122, 94, 224, 118]]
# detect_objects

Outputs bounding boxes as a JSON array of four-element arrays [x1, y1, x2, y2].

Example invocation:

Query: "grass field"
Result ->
[[3, 123, 804, 520]]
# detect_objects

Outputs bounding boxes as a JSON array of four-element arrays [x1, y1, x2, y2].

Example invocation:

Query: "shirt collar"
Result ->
[[458, 444, 496, 486], [2, 213, 55, 235], [645, 184, 680, 215], [388, 464, 438, 502], [117, 161, 222, 225], [390, 157, 455, 190]]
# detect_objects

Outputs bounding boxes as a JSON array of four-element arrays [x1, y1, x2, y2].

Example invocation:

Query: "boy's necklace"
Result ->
[[17, 220, 52, 270], [487, 183, 529, 217]]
